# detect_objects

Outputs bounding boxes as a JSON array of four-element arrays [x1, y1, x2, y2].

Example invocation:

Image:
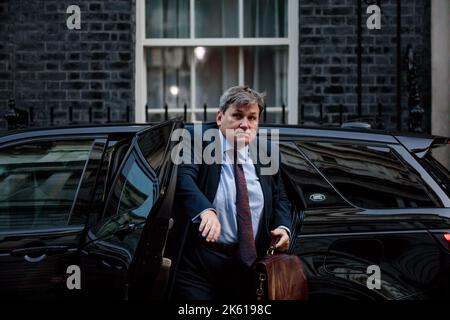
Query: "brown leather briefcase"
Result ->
[[254, 247, 308, 300]]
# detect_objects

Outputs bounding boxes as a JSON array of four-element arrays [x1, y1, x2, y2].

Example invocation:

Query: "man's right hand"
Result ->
[[199, 210, 221, 242]]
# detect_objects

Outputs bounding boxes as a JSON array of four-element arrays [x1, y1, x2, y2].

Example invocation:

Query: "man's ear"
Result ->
[[216, 111, 222, 126]]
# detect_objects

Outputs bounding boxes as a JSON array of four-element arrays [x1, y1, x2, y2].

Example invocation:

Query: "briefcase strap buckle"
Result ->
[[256, 272, 266, 300], [266, 246, 275, 256]]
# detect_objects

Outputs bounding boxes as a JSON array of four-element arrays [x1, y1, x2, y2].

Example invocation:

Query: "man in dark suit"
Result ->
[[173, 86, 292, 300]]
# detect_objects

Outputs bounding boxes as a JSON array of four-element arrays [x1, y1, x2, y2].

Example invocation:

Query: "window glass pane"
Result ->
[[146, 47, 192, 122], [244, 0, 287, 37], [430, 146, 450, 171], [421, 152, 450, 199], [116, 154, 158, 218], [146, 0, 190, 38], [196, 47, 239, 122], [280, 142, 350, 209], [0, 140, 92, 230], [195, 0, 238, 38], [244, 46, 287, 123], [146, 46, 288, 123], [297, 141, 441, 209], [95, 152, 159, 256], [138, 123, 173, 176]]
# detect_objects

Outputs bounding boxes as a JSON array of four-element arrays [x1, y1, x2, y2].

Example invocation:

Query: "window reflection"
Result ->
[[146, 46, 288, 123], [280, 142, 350, 209], [195, 47, 239, 121], [146, 47, 191, 118], [0, 140, 92, 230], [95, 151, 159, 256], [195, 0, 238, 38], [244, 0, 288, 38], [146, 0, 190, 38], [117, 156, 158, 219], [297, 142, 441, 209], [244, 46, 288, 122]]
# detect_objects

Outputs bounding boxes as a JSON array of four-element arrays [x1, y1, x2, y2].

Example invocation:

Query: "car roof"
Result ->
[[0, 123, 153, 144], [0, 122, 446, 151]]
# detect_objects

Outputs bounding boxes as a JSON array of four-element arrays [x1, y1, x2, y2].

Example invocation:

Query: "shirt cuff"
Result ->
[[192, 208, 217, 223], [276, 225, 291, 238]]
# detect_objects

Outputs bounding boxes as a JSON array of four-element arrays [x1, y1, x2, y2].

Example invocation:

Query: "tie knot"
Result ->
[[227, 147, 248, 165]]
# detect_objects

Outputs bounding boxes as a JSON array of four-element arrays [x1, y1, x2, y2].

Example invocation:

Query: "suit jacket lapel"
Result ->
[[202, 126, 222, 203]]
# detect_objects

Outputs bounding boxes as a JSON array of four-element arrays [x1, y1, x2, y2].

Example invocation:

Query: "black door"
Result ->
[[0, 136, 106, 298], [81, 119, 182, 299]]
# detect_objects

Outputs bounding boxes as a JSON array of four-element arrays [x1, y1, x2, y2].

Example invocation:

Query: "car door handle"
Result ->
[[11, 247, 48, 263], [10, 246, 69, 257], [24, 254, 47, 263]]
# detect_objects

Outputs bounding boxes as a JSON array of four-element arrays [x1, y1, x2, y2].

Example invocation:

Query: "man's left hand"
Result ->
[[270, 228, 290, 252]]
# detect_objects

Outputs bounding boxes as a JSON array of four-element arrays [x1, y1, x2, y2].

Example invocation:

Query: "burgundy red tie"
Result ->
[[234, 161, 258, 267]]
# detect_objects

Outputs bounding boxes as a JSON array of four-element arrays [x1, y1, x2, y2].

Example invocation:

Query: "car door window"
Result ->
[[94, 150, 158, 255], [280, 142, 350, 209], [137, 123, 173, 178], [94, 123, 173, 254], [296, 141, 441, 209], [421, 151, 450, 198], [117, 155, 158, 218], [0, 140, 92, 231]]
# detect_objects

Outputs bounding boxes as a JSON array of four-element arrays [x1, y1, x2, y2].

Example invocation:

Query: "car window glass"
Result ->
[[138, 123, 173, 177], [93, 123, 172, 257], [280, 142, 350, 209], [0, 140, 92, 231], [430, 145, 450, 171], [297, 141, 441, 209], [421, 152, 450, 198], [94, 150, 159, 257], [116, 153, 158, 218]]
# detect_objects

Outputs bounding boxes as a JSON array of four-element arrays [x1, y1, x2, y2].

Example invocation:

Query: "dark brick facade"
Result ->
[[0, 0, 431, 131], [0, 0, 135, 128], [299, 0, 431, 131]]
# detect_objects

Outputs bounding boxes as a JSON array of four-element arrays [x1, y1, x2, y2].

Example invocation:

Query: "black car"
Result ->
[[0, 120, 449, 300]]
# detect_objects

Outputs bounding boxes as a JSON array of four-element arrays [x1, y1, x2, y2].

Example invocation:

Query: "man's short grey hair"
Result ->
[[218, 85, 265, 114]]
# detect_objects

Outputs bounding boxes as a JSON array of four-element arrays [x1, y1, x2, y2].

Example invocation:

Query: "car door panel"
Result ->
[[81, 119, 182, 299], [0, 137, 106, 298], [0, 226, 84, 298]]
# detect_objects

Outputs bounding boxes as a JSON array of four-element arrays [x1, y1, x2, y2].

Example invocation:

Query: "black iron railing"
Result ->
[[145, 104, 288, 124], [2, 99, 413, 131]]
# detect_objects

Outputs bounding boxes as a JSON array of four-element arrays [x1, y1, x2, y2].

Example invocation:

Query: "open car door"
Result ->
[[81, 119, 183, 299]]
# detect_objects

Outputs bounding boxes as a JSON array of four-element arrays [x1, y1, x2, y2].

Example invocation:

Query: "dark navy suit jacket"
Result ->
[[175, 123, 292, 257]]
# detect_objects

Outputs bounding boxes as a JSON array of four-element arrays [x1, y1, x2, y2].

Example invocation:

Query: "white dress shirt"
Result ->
[[194, 132, 290, 245], [212, 134, 264, 245]]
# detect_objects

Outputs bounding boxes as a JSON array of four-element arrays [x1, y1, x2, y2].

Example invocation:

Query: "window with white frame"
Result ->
[[135, 0, 298, 124]]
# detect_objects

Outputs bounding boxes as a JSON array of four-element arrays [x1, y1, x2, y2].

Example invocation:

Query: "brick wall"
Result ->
[[0, 0, 135, 128], [299, 0, 431, 131], [0, 0, 432, 131]]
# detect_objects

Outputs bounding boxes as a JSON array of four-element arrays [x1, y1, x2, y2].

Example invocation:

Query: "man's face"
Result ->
[[216, 103, 260, 146]]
